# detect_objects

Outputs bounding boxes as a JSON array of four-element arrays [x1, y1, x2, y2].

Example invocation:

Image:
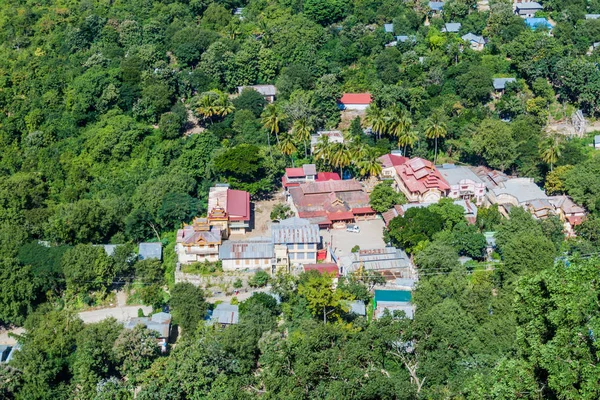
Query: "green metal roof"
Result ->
[[374, 290, 412, 303]]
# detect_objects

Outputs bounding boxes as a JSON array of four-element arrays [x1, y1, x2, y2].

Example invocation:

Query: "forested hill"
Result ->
[[2, 0, 600, 398], [3, 0, 600, 248]]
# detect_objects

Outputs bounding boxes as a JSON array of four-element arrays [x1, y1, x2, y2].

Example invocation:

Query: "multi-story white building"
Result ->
[[175, 218, 221, 264], [437, 164, 486, 205], [271, 217, 320, 269]]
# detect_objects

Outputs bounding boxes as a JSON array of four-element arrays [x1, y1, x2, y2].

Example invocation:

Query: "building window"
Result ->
[[307, 252, 316, 259], [245, 259, 249, 265], [307, 243, 315, 250], [236, 260, 240, 265], [297, 243, 305, 250]]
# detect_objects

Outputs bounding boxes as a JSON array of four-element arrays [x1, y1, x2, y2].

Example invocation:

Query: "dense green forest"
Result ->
[[2, 0, 600, 398]]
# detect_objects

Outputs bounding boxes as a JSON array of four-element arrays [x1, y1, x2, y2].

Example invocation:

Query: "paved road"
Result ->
[[321, 219, 386, 258], [78, 305, 153, 324]]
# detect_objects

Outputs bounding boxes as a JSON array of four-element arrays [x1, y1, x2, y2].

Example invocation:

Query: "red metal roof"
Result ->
[[339, 93, 372, 105], [227, 189, 250, 221], [352, 207, 375, 214], [317, 172, 341, 181], [303, 263, 340, 277], [379, 154, 408, 168], [327, 211, 355, 221], [285, 167, 306, 178]]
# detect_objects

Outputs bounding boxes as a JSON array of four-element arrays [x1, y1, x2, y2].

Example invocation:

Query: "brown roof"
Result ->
[[299, 180, 364, 195]]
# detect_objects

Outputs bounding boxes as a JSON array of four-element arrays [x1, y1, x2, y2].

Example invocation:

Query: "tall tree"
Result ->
[[424, 111, 447, 164], [292, 117, 313, 157], [539, 134, 563, 171], [365, 104, 387, 140], [298, 271, 348, 323], [355, 147, 383, 178], [329, 143, 351, 178], [278, 133, 297, 166], [261, 104, 285, 146]]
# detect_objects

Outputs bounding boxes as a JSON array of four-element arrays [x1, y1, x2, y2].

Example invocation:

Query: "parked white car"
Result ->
[[346, 224, 360, 233]]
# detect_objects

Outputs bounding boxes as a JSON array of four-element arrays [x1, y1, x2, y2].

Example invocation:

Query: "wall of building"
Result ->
[[222, 258, 272, 272], [176, 244, 219, 264]]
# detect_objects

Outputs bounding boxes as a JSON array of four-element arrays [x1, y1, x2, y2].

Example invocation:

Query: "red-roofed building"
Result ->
[[386, 157, 450, 203], [303, 263, 340, 277], [282, 164, 317, 188], [208, 185, 251, 236], [317, 172, 341, 182], [379, 153, 409, 181], [339, 93, 373, 110], [289, 179, 376, 228]]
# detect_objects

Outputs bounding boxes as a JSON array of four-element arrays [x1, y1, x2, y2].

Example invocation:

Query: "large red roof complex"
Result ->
[[289, 179, 375, 227], [395, 158, 450, 195], [339, 93, 373, 105]]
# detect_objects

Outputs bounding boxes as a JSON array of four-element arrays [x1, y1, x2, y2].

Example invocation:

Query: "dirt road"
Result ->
[[78, 305, 153, 324]]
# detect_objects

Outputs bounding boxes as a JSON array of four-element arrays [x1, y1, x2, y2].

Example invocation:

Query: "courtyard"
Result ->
[[320, 218, 387, 259]]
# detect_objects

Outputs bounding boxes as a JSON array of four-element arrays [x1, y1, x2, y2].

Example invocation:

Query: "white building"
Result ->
[[338, 93, 372, 111], [219, 237, 274, 272], [271, 217, 320, 268], [437, 164, 486, 205], [175, 218, 221, 264]]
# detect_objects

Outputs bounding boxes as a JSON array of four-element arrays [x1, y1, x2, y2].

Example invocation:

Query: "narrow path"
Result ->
[[78, 305, 152, 324]]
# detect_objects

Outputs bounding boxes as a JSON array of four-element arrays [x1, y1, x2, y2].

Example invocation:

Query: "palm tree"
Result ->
[[215, 91, 235, 117], [424, 112, 447, 164], [292, 118, 312, 157], [540, 134, 563, 171], [330, 143, 351, 178], [365, 104, 387, 140], [195, 90, 234, 124], [279, 133, 297, 167], [387, 106, 413, 145], [313, 134, 331, 162], [261, 104, 285, 146], [398, 130, 418, 156], [356, 147, 383, 179], [195, 93, 218, 124]]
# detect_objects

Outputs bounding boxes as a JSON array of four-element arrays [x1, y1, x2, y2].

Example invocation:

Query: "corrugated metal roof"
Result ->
[[219, 237, 274, 259], [212, 303, 239, 324], [272, 218, 320, 244], [139, 243, 162, 260]]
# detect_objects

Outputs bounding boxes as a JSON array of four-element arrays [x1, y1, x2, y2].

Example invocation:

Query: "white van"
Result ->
[[346, 224, 360, 233]]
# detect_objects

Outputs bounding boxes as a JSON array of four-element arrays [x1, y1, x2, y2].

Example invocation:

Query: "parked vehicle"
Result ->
[[346, 224, 360, 233]]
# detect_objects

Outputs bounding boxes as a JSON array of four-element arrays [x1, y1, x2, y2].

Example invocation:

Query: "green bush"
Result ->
[[248, 270, 270, 288]]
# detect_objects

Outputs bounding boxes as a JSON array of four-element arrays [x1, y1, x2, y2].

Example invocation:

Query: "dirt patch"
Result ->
[[339, 109, 366, 131], [0, 327, 24, 345], [247, 193, 286, 237], [183, 109, 205, 136]]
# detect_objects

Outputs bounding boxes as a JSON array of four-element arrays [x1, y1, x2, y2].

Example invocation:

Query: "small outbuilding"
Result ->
[[139, 242, 162, 260], [338, 93, 373, 111]]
